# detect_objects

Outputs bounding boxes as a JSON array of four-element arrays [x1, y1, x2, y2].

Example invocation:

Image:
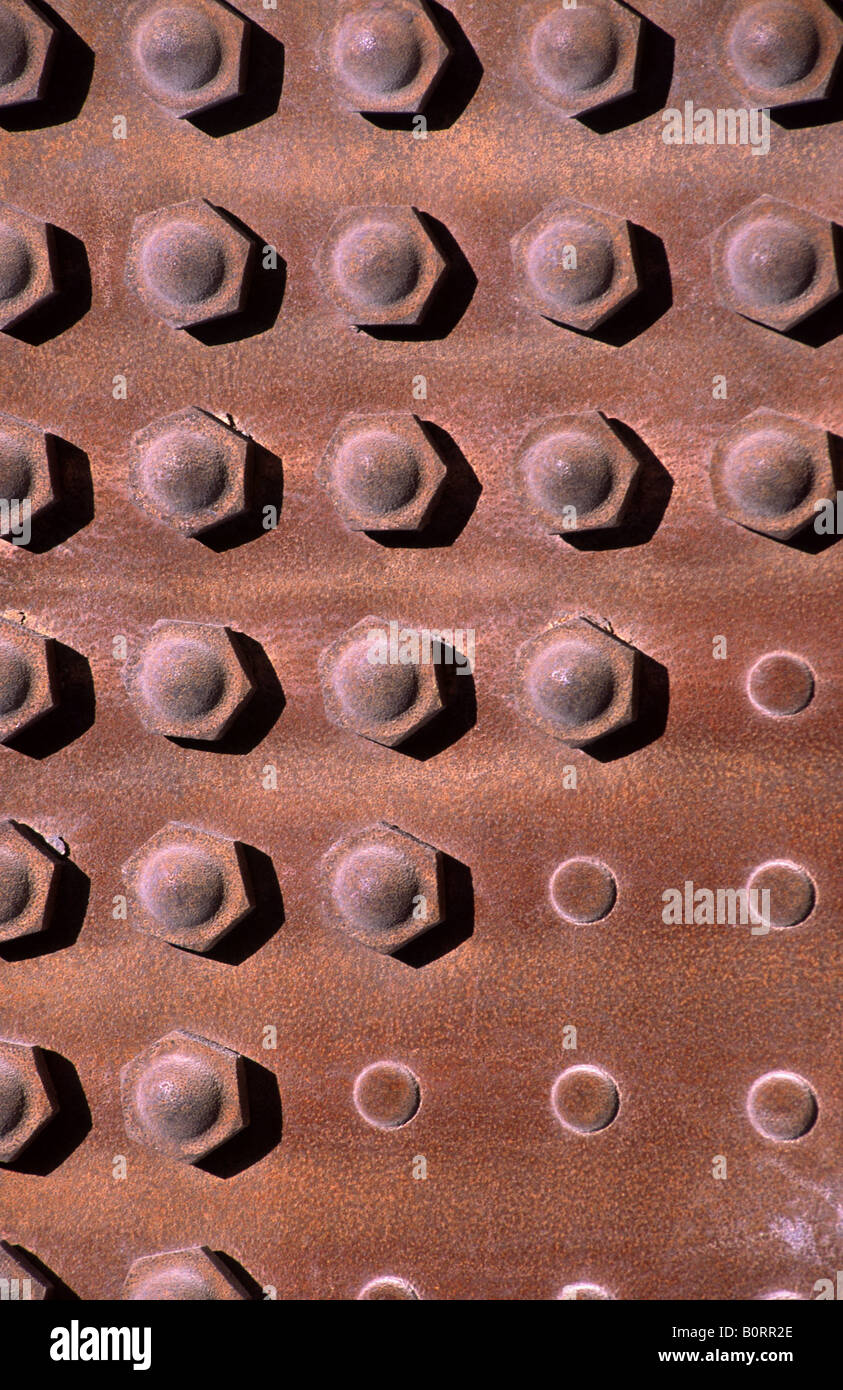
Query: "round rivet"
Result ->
[[552, 1063, 619, 1133], [134, 1052, 223, 1143], [550, 857, 616, 923], [331, 221, 421, 310], [523, 430, 614, 519], [138, 637, 227, 722], [139, 429, 228, 515], [747, 653, 814, 716], [353, 1061, 420, 1129], [334, 9, 423, 98], [530, 5, 619, 99], [331, 844, 419, 936], [332, 640, 418, 724], [720, 427, 814, 518], [140, 221, 227, 309], [0, 1058, 26, 1137], [747, 1070, 817, 1140], [728, 1, 820, 90], [0, 848, 31, 925], [0, 12, 28, 89], [0, 643, 31, 716], [135, 5, 223, 96], [137, 844, 225, 931], [335, 430, 421, 516], [526, 638, 616, 727], [726, 217, 818, 309], [0, 226, 32, 303], [746, 860, 815, 928], [526, 219, 615, 313], [357, 1276, 420, 1300]]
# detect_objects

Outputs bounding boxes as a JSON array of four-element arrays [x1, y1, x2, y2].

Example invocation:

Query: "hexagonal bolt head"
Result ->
[[0, 1040, 58, 1162], [521, 0, 643, 116], [321, 822, 444, 954], [120, 1030, 248, 1164], [514, 411, 641, 533], [316, 205, 448, 328], [127, 199, 255, 329], [123, 619, 255, 742], [0, 0, 57, 108], [318, 412, 446, 532], [717, 0, 843, 108], [515, 616, 640, 746], [129, 0, 249, 118], [319, 615, 445, 747], [0, 820, 62, 945], [122, 822, 255, 953], [0, 412, 58, 540], [0, 1241, 52, 1299], [0, 617, 58, 744], [711, 196, 841, 331], [0, 202, 57, 332], [123, 1246, 251, 1300], [130, 407, 254, 537], [511, 199, 641, 331], [710, 409, 837, 541], [328, 0, 452, 115]]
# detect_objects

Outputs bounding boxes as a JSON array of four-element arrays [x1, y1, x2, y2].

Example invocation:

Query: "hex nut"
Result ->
[[511, 199, 641, 330], [0, 201, 57, 332], [318, 412, 446, 532], [0, 0, 57, 108], [123, 619, 256, 742], [521, 0, 643, 117], [328, 0, 452, 115], [123, 1246, 251, 1300], [127, 199, 255, 329], [318, 614, 445, 747], [514, 410, 641, 533], [0, 1241, 52, 1299], [316, 205, 448, 327], [129, 0, 249, 118], [0, 411, 58, 540], [120, 1029, 248, 1164], [130, 407, 254, 537], [0, 616, 58, 744], [710, 408, 837, 541], [515, 616, 640, 746], [321, 822, 444, 953], [122, 821, 255, 953], [717, 0, 843, 108], [0, 1040, 58, 1162], [711, 196, 841, 331], [0, 819, 62, 945]]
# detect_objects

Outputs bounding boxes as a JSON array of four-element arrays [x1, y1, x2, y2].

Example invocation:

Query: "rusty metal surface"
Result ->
[[0, 0, 841, 1301]]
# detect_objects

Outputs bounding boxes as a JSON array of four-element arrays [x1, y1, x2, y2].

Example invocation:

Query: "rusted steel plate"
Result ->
[[0, 0, 841, 1301]]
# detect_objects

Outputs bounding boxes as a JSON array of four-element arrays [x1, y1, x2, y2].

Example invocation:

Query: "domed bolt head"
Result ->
[[0, 412, 58, 541], [319, 615, 445, 747], [357, 1276, 420, 1299], [123, 619, 256, 742], [514, 410, 641, 533], [711, 196, 841, 332], [710, 409, 836, 541], [0, 1040, 57, 1162], [316, 205, 448, 328], [321, 821, 443, 954], [0, 616, 58, 744], [0, 0, 58, 108], [120, 1029, 248, 1164], [511, 198, 641, 331], [717, 0, 843, 108], [127, 199, 255, 329], [515, 615, 640, 747], [0, 1241, 52, 1299], [123, 1246, 251, 1300], [122, 821, 254, 954], [328, 0, 452, 115], [129, 0, 249, 118], [521, 0, 643, 117], [129, 407, 254, 537], [0, 202, 57, 333], [318, 412, 446, 532], [0, 819, 62, 945]]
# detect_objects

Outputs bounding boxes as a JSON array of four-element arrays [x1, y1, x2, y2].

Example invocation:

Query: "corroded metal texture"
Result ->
[[0, 0, 841, 1302]]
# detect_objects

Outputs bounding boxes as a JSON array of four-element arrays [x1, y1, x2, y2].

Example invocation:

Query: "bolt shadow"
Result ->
[[169, 632, 284, 754], [191, 12, 285, 137], [362, 213, 476, 341], [198, 1056, 282, 1178], [584, 651, 669, 761], [780, 432, 843, 555], [5, 228, 92, 345], [1, 1245, 78, 1299], [201, 845, 284, 965], [201, 441, 284, 552], [212, 1251, 264, 1300], [364, 2, 483, 133], [578, 8, 675, 133], [393, 853, 474, 967], [400, 649, 477, 761], [188, 210, 286, 346], [562, 424, 673, 551], [555, 225, 672, 346], [5, 641, 95, 759], [779, 227, 843, 347], [368, 422, 480, 548], [0, 1, 94, 132], [0, 849, 89, 961], [2, 1050, 92, 1175], [14, 438, 94, 553]]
